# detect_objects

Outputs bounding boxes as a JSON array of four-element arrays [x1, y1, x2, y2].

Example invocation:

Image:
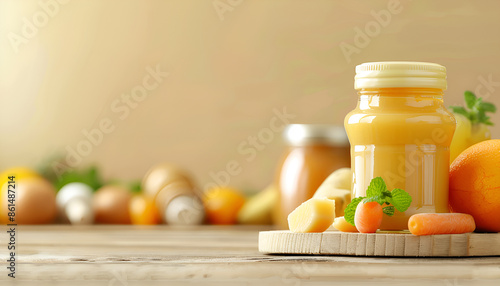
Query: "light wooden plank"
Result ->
[[320, 231, 341, 254], [469, 233, 500, 256], [374, 233, 386, 256], [356, 233, 367, 256], [404, 235, 420, 256], [258, 231, 322, 254], [394, 234, 406, 256], [432, 235, 451, 256], [365, 233, 376, 256], [418, 235, 432, 257], [259, 231, 500, 257], [2, 225, 500, 284], [339, 232, 349, 254], [385, 234, 395, 256], [346, 233, 358, 255], [450, 234, 468, 257]]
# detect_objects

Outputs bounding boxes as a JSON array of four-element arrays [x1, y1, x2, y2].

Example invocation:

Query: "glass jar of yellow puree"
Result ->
[[345, 62, 456, 230]]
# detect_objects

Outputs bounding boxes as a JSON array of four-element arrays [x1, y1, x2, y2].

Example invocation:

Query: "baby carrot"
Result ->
[[408, 213, 476, 236], [355, 201, 383, 233]]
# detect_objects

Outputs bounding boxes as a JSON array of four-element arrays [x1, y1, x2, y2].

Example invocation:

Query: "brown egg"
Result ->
[[93, 185, 132, 224], [1, 177, 58, 224]]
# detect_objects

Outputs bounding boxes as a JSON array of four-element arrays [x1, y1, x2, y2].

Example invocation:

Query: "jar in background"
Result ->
[[345, 62, 456, 230], [274, 124, 350, 229]]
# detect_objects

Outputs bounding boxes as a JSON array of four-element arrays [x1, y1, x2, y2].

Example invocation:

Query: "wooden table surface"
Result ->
[[1, 225, 500, 285]]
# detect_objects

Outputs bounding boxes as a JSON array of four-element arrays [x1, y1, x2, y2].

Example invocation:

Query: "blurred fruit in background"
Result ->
[[1, 175, 57, 224], [203, 187, 246, 225], [93, 185, 132, 224], [450, 91, 496, 163], [142, 163, 205, 225], [449, 139, 500, 232], [237, 184, 278, 225], [0, 167, 40, 188], [129, 194, 161, 225], [0, 167, 41, 223], [56, 182, 94, 225]]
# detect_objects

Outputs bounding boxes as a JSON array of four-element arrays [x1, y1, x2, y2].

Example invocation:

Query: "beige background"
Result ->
[[1, 0, 500, 192]]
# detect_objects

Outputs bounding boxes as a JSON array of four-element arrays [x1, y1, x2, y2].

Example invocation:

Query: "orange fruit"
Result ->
[[203, 187, 246, 225], [129, 194, 161, 225], [0, 167, 41, 224], [449, 139, 500, 232]]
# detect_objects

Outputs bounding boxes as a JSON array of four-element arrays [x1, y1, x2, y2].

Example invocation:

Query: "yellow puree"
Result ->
[[345, 88, 456, 230]]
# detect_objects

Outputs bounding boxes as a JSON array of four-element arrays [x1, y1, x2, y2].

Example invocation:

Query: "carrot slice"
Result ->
[[408, 213, 476, 236]]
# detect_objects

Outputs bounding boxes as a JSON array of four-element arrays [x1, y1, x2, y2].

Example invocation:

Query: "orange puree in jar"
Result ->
[[274, 124, 350, 229], [345, 62, 456, 230]]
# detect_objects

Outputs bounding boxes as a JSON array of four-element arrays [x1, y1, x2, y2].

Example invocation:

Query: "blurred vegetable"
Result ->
[[1, 177, 57, 224], [142, 163, 205, 225], [129, 180, 142, 194], [93, 185, 132, 224], [0, 167, 43, 224], [53, 166, 104, 191], [56, 182, 94, 224], [37, 155, 104, 191], [129, 194, 160, 225]]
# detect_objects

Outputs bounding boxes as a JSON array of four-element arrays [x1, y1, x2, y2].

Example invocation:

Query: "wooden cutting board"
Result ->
[[259, 230, 500, 257]]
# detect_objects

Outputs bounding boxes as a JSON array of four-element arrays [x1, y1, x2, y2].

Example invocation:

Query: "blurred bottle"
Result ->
[[274, 124, 350, 229], [142, 164, 205, 225]]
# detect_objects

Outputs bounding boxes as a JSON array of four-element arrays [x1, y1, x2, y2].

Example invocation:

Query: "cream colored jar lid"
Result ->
[[284, 124, 349, 146], [354, 61, 447, 90]]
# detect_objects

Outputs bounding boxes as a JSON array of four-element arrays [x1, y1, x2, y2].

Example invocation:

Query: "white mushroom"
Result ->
[[56, 182, 94, 225]]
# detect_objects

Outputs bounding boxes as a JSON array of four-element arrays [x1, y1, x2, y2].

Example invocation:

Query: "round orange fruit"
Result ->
[[203, 187, 246, 225], [449, 139, 500, 232]]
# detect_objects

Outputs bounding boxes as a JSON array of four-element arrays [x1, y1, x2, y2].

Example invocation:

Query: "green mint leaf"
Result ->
[[387, 188, 412, 212], [450, 91, 496, 127], [464, 91, 477, 109], [479, 102, 497, 113], [364, 195, 385, 205], [382, 206, 395, 216], [478, 112, 490, 122], [366, 177, 387, 198], [344, 197, 365, 226]]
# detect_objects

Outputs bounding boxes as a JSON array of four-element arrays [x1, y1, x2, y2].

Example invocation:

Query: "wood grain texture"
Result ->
[[0, 225, 500, 285], [259, 231, 500, 257]]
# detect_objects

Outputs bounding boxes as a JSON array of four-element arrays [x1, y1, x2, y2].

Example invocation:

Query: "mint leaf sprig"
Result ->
[[344, 177, 412, 227], [450, 91, 496, 126]]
